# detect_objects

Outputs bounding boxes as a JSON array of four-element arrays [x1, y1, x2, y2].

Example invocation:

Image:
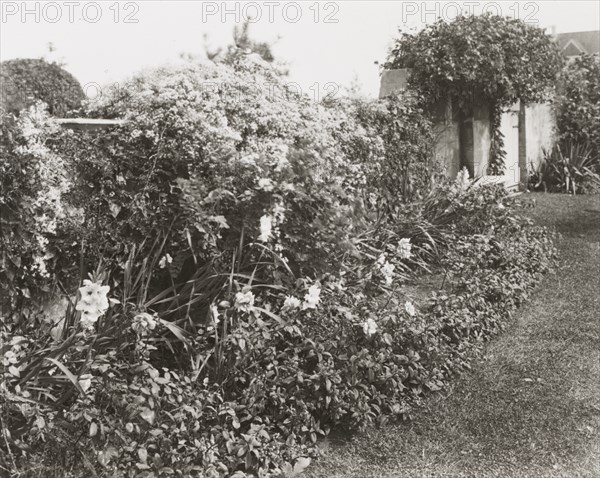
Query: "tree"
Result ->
[[229, 20, 275, 63], [1, 58, 84, 117], [554, 54, 600, 161], [200, 20, 278, 66], [385, 15, 563, 174]]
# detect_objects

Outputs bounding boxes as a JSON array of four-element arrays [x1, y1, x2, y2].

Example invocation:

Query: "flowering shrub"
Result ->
[[2, 181, 557, 476], [15, 55, 436, 310], [1, 54, 557, 477], [0, 104, 79, 315]]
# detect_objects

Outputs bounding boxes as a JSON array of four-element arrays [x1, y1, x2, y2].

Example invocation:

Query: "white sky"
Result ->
[[1, 1, 599, 99]]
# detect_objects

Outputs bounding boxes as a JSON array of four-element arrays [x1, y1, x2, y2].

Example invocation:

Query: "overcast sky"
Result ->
[[1, 1, 599, 99]]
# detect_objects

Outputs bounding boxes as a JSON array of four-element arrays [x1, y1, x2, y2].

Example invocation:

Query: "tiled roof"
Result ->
[[555, 31, 600, 55]]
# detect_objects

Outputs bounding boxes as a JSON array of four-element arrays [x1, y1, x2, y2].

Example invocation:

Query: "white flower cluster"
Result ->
[[282, 295, 302, 310], [234, 290, 255, 313], [398, 238, 412, 260], [159, 253, 173, 269], [302, 284, 321, 310], [75, 280, 110, 329], [132, 312, 158, 336], [259, 215, 273, 242], [14, 104, 71, 281], [377, 254, 396, 286], [454, 167, 471, 193], [280, 283, 321, 313], [257, 178, 274, 192], [363, 318, 378, 337], [209, 304, 220, 325], [258, 201, 286, 244]]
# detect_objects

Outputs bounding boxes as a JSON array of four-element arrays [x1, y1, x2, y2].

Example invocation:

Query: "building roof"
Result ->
[[555, 31, 600, 56], [378, 69, 410, 98]]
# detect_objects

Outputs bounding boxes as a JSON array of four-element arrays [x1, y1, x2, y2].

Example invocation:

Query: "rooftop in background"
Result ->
[[555, 30, 600, 57]]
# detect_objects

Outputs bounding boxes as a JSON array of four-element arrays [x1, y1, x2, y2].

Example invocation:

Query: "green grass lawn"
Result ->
[[307, 193, 600, 478]]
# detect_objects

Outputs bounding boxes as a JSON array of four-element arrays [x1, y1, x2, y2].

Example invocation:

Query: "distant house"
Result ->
[[554, 30, 600, 59]]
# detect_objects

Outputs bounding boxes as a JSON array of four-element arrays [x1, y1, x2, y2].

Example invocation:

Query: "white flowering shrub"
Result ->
[[1, 54, 558, 478], [0, 103, 81, 313]]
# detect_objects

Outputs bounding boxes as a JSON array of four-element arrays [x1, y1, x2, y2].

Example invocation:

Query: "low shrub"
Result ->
[[530, 141, 599, 194], [2, 180, 557, 477]]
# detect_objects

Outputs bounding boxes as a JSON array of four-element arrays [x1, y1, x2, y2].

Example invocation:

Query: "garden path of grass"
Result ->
[[307, 193, 600, 478]]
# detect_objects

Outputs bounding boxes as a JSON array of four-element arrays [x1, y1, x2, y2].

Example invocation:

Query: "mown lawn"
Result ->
[[307, 193, 600, 478]]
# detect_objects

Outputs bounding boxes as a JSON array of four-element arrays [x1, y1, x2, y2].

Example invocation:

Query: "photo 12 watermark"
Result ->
[[400, 1, 539, 25], [1, 1, 140, 24], [200, 1, 339, 24], [0, 78, 343, 111]]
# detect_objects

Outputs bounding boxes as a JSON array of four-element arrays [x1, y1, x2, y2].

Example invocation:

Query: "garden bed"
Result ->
[[1, 54, 558, 478]]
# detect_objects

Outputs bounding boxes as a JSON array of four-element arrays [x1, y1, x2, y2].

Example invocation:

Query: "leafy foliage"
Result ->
[[553, 54, 600, 162], [385, 15, 563, 111], [385, 14, 563, 174], [1, 55, 557, 477], [531, 142, 599, 194], [0, 105, 79, 315], [0, 58, 84, 117], [488, 107, 506, 175]]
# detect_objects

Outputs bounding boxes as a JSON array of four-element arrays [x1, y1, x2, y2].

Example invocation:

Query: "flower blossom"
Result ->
[[398, 238, 412, 260], [282, 295, 301, 311], [363, 318, 378, 337], [132, 312, 158, 335], [377, 254, 395, 285], [257, 178, 274, 192], [159, 253, 173, 269], [455, 167, 471, 192], [76, 280, 110, 328], [209, 304, 220, 325], [302, 284, 321, 310], [404, 301, 416, 317], [234, 290, 255, 313], [273, 203, 286, 222], [3, 350, 17, 367], [258, 215, 273, 242]]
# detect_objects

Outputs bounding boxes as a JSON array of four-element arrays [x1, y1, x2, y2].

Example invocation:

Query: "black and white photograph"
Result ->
[[1, 1, 599, 476]]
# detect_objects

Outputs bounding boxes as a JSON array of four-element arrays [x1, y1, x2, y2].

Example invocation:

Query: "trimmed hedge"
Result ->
[[0, 58, 84, 117]]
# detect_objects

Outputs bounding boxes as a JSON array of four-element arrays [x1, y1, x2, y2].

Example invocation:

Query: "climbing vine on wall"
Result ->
[[385, 14, 563, 173], [488, 105, 506, 175]]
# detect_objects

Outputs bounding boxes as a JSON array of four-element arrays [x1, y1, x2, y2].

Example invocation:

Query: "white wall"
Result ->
[[526, 102, 556, 174]]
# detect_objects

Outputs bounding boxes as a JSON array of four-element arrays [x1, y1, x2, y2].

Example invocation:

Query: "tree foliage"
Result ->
[[385, 14, 563, 174], [385, 14, 563, 111], [0, 58, 84, 117], [554, 54, 600, 161]]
